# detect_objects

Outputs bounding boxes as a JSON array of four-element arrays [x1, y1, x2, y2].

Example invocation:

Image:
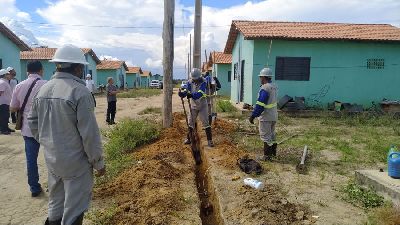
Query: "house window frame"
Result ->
[[228, 71, 232, 82], [275, 56, 311, 81]]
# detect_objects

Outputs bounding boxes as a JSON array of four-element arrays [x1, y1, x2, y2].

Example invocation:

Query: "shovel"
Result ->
[[181, 97, 202, 165]]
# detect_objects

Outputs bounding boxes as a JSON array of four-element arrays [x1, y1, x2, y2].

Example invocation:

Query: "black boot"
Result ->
[[184, 127, 193, 144], [208, 115, 213, 127], [271, 143, 277, 157], [260, 142, 273, 161], [110, 112, 116, 124], [71, 213, 84, 225], [44, 218, 62, 225], [205, 127, 214, 147]]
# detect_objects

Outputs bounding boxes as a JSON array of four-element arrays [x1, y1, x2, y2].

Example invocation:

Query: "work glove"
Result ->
[[178, 89, 187, 98], [249, 116, 255, 124], [187, 93, 193, 99]]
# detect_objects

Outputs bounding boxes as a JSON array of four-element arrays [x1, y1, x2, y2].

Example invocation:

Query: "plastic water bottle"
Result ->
[[243, 178, 264, 190]]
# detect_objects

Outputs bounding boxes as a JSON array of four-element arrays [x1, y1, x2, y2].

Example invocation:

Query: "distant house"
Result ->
[[209, 51, 232, 97], [20, 47, 100, 82], [97, 60, 128, 88], [0, 22, 31, 81], [140, 70, 152, 88], [152, 73, 163, 81], [225, 20, 400, 107], [126, 67, 142, 89]]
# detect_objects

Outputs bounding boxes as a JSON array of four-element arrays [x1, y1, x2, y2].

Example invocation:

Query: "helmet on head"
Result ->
[[86, 74, 92, 78], [6, 67, 14, 72], [0, 69, 7, 76], [49, 44, 89, 65], [190, 68, 201, 80], [258, 68, 273, 77]]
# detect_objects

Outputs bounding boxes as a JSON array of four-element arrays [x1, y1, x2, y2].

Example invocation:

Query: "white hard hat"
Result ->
[[190, 68, 201, 80], [6, 67, 14, 72], [259, 68, 273, 77], [50, 44, 89, 65], [86, 74, 92, 78], [0, 69, 7, 76]]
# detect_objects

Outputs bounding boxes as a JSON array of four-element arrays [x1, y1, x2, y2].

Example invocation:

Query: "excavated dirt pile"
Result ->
[[94, 113, 200, 225]]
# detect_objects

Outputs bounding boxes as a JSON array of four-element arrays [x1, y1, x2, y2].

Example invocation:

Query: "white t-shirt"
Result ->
[[9, 79, 18, 92], [86, 80, 95, 92]]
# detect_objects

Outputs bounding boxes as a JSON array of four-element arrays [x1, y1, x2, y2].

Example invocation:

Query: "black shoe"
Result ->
[[32, 187, 42, 197], [271, 143, 277, 157], [0, 131, 11, 135], [110, 121, 116, 125]]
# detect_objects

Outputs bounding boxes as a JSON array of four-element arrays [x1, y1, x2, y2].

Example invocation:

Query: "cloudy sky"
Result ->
[[1, 0, 400, 78]]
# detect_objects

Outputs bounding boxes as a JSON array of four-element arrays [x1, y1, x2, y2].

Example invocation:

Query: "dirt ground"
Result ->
[[0, 92, 181, 225]]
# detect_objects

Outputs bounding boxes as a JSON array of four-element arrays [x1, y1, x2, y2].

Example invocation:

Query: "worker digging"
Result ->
[[249, 67, 278, 161], [179, 68, 214, 148]]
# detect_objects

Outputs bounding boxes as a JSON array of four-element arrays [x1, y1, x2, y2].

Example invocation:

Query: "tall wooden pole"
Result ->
[[189, 33, 192, 73], [162, 0, 174, 128], [193, 0, 202, 69]]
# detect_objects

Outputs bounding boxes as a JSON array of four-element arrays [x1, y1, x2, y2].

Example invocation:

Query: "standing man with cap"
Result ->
[[7, 67, 18, 123], [0, 69, 13, 135], [10, 61, 47, 197], [249, 68, 278, 161], [28, 44, 106, 225], [85, 74, 96, 107], [179, 68, 214, 147]]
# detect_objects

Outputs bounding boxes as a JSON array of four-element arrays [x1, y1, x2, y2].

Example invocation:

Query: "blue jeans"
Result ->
[[23, 136, 42, 193]]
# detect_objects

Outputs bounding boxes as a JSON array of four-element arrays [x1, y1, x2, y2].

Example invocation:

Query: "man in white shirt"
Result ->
[[7, 67, 18, 123], [85, 74, 96, 107]]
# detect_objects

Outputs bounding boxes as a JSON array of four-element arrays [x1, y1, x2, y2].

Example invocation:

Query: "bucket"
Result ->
[[388, 152, 400, 179]]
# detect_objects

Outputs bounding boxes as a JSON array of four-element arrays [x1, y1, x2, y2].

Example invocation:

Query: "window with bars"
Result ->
[[367, 59, 384, 69], [275, 57, 311, 81]]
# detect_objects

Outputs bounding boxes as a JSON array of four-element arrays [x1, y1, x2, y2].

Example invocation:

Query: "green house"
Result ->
[[126, 66, 142, 89], [97, 60, 128, 88], [140, 70, 152, 88], [21, 47, 100, 83], [0, 22, 31, 80], [209, 51, 232, 97], [152, 73, 163, 81], [225, 20, 400, 107]]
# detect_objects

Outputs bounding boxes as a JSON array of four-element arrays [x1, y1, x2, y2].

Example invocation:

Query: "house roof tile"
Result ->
[[127, 67, 142, 74], [21, 47, 101, 64], [97, 60, 128, 71], [210, 51, 232, 64], [224, 20, 400, 53], [141, 70, 152, 77]]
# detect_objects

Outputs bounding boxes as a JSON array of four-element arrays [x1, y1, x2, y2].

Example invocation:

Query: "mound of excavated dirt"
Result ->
[[94, 113, 200, 225]]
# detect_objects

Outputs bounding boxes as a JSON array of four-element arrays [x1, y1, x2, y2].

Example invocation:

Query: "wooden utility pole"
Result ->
[[189, 33, 192, 73], [162, 0, 174, 128], [193, 0, 202, 69]]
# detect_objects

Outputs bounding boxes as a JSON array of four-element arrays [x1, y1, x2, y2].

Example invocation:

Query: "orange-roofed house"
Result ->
[[126, 66, 142, 89], [97, 60, 129, 88], [225, 20, 400, 107], [20, 47, 100, 83], [0, 22, 31, 81], [140, 70, 152, 88], [208, 51, 232, 97]]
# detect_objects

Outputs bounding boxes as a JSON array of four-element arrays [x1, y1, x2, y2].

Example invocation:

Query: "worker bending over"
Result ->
[[179, 68, 214, 147], [249, 68, 278, 161]]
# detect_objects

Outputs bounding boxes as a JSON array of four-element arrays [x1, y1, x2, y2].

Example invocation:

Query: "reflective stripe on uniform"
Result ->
[[198, 90, 208, 98], [256, 101, 277, 109]]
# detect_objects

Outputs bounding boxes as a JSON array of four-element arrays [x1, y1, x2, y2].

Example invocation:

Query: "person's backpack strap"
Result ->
[[20, 78, 40, 113]]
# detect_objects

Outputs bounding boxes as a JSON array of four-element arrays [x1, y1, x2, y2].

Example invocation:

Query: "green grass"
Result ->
[[86, 204, 119, 225], [117, 88, 161, 98], [339, 182, 384, 209], [96, 119, 160, 184], [138, 106, 162, 115], [216, 99, 237, 113]]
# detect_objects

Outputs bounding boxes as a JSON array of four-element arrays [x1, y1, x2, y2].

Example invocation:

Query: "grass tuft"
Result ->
[[96, 119, 160, 184], [367, 204, 400, 225], [117, 88, 161, 98], [340, 182, 384, 209], [86, 204, 119, 225], [216, 99, 237, 113], [138, 107, 162, 115]]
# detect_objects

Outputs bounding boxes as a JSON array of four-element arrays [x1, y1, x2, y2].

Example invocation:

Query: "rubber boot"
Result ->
[[44, 218, 62, 225], [271, 143, 277, 157], [71, 213, 84, 225], [260, 142, 273, 161], [205, 127, 214, 147], [208, 115, 213, 127], [184, 127, 193, 144]]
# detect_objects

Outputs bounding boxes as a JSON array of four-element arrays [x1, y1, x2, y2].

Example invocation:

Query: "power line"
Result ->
[[20, 20, 231, 29]]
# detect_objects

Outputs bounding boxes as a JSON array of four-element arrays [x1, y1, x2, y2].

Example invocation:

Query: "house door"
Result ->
[[240, 60, 245, 102]]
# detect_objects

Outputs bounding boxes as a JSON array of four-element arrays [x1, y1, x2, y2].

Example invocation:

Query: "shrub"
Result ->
[[216, 99, 237, 113]]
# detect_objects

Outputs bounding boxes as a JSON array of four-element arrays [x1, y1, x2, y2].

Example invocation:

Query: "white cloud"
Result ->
[[99, 55, 120, 61], [4, 0, 398, 77]]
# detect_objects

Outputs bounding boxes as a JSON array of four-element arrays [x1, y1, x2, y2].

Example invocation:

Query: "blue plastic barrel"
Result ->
[[388, 152, 400, 179]]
